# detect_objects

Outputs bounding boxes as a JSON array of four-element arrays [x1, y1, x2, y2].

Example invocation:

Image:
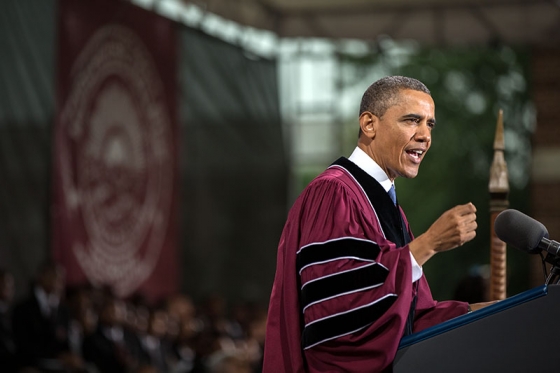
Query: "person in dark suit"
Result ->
[[82, 295, 147, 373], [139, 307, 174, 372], [12, 261, 84, 372], [0, 269, 16, 372]]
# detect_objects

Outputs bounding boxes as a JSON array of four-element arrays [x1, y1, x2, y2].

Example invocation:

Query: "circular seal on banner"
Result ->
[[59, 25, 174, 297]]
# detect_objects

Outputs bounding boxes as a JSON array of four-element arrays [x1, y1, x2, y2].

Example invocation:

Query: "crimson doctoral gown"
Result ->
[[263, 157, 468, 372]]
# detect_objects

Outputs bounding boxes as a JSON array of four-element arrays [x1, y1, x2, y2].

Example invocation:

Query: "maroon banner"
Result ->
[[53, 0, 178, 303]]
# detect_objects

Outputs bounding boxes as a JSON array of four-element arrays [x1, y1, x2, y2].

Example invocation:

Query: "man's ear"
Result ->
[[359, 111, 377, 139]]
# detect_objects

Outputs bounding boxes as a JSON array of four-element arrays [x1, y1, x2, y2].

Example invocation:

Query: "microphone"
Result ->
[[494, 209, 560, 257]]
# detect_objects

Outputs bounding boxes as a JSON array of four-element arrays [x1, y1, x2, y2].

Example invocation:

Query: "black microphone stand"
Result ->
[[544, 253, 560, 285]]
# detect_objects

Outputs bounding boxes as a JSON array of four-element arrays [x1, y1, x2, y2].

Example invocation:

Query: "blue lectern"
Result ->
[[394, 284, 560, 372]]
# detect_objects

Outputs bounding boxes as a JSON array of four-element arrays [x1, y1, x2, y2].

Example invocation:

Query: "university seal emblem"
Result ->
[[58, 25, 174, 296]]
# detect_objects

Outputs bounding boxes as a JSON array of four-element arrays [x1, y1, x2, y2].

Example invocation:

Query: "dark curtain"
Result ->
[[179, 27, 287, 304], [0, 0, 288, 305], [0, 0, 56, 295]]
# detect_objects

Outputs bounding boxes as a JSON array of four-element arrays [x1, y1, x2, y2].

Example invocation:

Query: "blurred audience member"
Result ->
[[169, 320, 197, 372], [245, 307, 266, 373], [82, 295, 146, 373], [12, 261, 85, 372], [66, 285, 97, 358], [166, 294, 197, 326], [166, 294, 201, 373], [127, 293, 151, 337], [206, 352, 252, 373], [139, 306, 172, 372], [0, 269, 16, 372], [199, 294, 240, 340]]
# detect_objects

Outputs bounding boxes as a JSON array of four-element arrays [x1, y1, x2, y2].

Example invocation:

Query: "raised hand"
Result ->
[[409, 203, 477, 266]]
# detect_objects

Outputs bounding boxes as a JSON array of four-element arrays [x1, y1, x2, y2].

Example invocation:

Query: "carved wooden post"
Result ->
[[489, 109, 509, 301]]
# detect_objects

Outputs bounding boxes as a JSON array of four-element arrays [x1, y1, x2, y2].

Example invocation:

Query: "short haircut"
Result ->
[[359, 76, 431, 118]]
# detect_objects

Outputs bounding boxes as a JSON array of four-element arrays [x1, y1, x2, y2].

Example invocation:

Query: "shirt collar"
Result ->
[[348, 147, 394, 193], [103, 326, 124, 342], [34, 287, 51, 316]]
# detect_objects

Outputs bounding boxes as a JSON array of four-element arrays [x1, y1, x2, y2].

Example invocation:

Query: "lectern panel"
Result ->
[[394, 285, 560, 372]]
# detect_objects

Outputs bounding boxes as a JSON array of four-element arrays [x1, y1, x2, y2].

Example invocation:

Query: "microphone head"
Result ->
[[494, 209, 548, 254]]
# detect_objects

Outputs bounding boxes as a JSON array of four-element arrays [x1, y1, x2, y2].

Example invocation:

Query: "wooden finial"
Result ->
[[489, 109, 509, 194], [493, 109, 505, 151], [489, 109, 509, 301]]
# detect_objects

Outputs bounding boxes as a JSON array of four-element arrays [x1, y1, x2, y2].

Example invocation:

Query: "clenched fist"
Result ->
[[409, 203, 477, 266]]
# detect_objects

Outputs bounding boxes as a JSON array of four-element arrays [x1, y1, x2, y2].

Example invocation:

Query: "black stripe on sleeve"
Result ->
[[300, 263, 389, 310], [302, 294, 397, 349], [296, 238, 381, 274]]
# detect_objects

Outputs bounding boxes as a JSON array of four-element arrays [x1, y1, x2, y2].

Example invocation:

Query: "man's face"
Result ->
[[0, 273, 14, 303], [40, 267, 66, 297], [370, 89, 435, 180]]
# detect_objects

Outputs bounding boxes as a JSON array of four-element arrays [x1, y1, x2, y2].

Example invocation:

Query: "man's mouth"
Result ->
[[406, 149, 424, 160]]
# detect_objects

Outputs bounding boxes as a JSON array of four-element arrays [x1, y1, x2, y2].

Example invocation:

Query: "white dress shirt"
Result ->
[[34, 287, 60, 318], [348, 147, 423, 282]]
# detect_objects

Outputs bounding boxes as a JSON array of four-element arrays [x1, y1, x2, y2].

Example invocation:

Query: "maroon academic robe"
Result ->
[[263, 157, 468, 372]]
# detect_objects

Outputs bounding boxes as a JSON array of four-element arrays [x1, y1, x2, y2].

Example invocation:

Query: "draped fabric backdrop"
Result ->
[[0, 0, 287, 305], [52, 0, 179, 302], [178, 27, 287, 303]]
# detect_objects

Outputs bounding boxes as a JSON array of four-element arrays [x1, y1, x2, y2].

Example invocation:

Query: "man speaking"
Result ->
[[263, 76, 493, 372]]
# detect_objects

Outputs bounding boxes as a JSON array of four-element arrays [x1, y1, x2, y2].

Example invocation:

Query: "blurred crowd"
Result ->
[[0, 262, 267, 373]]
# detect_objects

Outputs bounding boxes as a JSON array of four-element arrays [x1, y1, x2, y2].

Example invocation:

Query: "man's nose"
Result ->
[[415, 123, 431, 142]]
